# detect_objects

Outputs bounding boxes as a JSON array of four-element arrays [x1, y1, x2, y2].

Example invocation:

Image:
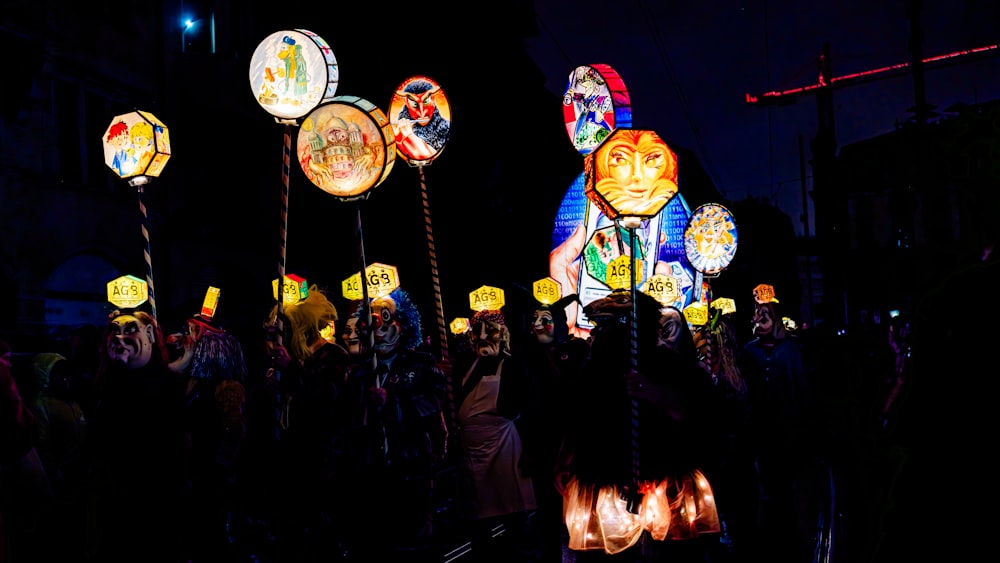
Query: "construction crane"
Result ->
[[744, 0, 999, 327]]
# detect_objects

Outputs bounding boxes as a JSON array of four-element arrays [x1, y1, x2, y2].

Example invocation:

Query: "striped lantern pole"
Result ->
[[137, 185, 157, 321], [274, 123, 292, 346], [627, 224, 641, 512]]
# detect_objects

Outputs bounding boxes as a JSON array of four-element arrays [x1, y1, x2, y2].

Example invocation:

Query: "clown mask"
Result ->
[[531, 308, 556, 345], [107, 314, 156, 369], [371, 297, 402, 358]]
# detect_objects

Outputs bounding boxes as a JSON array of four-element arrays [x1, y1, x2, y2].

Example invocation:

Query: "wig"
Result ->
[[375, 287, 423, 351], [277, 286, 339, 362], [189, 331, 248, 382]]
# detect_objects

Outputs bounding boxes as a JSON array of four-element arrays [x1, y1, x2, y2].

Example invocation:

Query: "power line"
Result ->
[[636, 0, 725, 198]]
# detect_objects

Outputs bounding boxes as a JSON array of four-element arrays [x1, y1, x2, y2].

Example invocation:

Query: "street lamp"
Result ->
[[181, 19, 197, 53]]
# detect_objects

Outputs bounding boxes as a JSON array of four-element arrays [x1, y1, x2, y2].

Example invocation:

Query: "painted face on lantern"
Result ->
[[472, 317, 507, 357], [106, 314, 155, 369], [656, 307, 685, 351], [403, 87, 438, 125], [371, 298, 402, 357], [752, 302, 776, 338], [531, 309, 556, 345]]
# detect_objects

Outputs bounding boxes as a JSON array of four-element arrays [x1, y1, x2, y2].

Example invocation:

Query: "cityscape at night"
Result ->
[[1, 1, 997, 562]]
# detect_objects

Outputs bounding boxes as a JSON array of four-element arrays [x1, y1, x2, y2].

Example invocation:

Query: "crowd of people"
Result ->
[[0, 279, 915, 563]]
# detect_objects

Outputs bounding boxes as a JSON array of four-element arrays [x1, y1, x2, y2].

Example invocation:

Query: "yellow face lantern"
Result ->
[[585, 128, 678, 224]]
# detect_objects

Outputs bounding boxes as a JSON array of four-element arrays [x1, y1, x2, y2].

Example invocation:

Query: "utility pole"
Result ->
[[745, 3, 999, 328]]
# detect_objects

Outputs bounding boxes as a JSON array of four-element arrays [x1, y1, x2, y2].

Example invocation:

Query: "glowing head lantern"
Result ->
[[248, 29, 339, 123], [585, 128, 678, 226], [389, 75, 452, 166], [297, 96, 396, 201], [562, 64, 632, 155], [102, 111, 171, 186]]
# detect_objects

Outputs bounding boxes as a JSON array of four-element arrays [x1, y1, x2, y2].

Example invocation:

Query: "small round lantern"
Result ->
[[248, 29, 339, 123], [102, 111, 171, 187], [297, 96, 396, 201], [683, 203, 738, 277]]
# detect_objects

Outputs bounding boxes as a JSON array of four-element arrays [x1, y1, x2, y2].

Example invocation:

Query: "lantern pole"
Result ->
[[623, 216, 642, 512], [416, 164, 456, 433], [132, 179, 157, 321], [274, 123, 293, 347], [356, 201, 389, 460]]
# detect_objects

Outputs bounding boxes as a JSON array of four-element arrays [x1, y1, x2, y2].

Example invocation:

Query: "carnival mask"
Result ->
[[371, 297, 402, 358], [106, 314, 155, 369], [656, 307, 685, 351], [471, 310, 509, 357], [531, 309, 556, 345]]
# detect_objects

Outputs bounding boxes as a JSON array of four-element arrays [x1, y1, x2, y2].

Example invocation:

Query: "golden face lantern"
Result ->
[[297, 96, 396, 201], [584, 128, 678, 227], [248, 29, 339, 123], [389, 75, 452, 167], [102, 111, 171, 186]]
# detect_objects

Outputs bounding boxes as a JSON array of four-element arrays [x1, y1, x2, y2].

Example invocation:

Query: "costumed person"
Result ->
[[741, 291, 819, 563], [87, 309, 186, 562], [168, 312, 249, 562], [452, 307, 537, 563], [338, 298, 369, 367], [519, 292, 589, 563], [557, 291, 721, 563], [347, 287, 449, 562], [21, 352, 88, 561], [691, 306, 756, 561], [264, 286, 354, 560]]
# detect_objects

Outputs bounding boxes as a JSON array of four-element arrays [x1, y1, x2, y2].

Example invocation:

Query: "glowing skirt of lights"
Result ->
[[563, 469, 720, 554]]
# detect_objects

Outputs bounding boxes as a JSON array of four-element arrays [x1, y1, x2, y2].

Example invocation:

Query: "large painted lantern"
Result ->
[[389, 75, 451, 166], [585, 128, 678, 225], [562, 64, 632, 155], [249, 29, 339, 123], [297, 96, 395, 201], [102, 111, 171, 187]]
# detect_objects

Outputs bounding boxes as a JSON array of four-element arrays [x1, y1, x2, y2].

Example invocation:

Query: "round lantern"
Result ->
[[683, 203, 738, 277], [248, 29, 339, 123], [389, 75, 452, 166], [296, 96, 396, 201], [562, 64, 632, 155], [584, 128, 678, 224], [101, 111, 171, 186]]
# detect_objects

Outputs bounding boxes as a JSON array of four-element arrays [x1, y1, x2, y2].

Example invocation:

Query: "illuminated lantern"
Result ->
[[389, 75, 451, 166], [469, 286, 505, 312], [248, 29, 338, 123], [641, 274, 680, 307], [102, 111, 171, 187], [107, 275, 148, 309], [200, 286, 221, 319], [272, 273, 308, 305], [683, 204, 738, 277], [532, 277, 562, 305], [562, 64, 632, 155], [297, 96, 396, 201], [450, 317, 470, 335], [606, 255, 643, 291], [711, 297, 736, 316], [585, 128, 678, 226], [341, 263, 400, 300], [753, 284, 776, 304]]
